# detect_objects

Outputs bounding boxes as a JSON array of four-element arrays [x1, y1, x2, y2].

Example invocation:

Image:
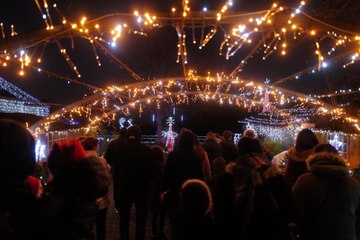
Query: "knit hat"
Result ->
[[26, 175, 42, 197], [47, 139, 86, 177], [295, 129, 319, 151], [0, 119, 35, 180]]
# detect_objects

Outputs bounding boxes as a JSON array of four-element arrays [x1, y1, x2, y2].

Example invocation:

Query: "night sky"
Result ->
[[1, 0, 359, 133]]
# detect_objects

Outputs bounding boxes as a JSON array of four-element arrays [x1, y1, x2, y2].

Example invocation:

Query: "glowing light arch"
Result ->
[[30, 76, 357, 134]]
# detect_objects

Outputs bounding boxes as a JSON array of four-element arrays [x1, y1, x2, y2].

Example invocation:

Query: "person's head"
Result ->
[[206, 131, 216, 140], [237, 137, 263, 157], [127, 125, 142, 141], [295, 129, 319, 152], [243, 129, 258, 139], [180, 179, 213, 216], [212, 157, 226, 175], [47, 139, 86, 177], [81, 136, 99, 151], [222, 130, 232, 140], [314, 143, 338, 154], [180, 127, 191, 134], [151, 145, 165, 163], [0, 119, 35, 181], [177, 130, 196, 151]]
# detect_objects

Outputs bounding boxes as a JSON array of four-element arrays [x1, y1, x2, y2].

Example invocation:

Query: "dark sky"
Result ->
[[1, 0, 359, 132]]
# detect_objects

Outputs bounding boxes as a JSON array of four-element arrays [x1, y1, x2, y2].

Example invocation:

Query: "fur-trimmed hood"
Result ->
[[287, 147, 313, 162], [307, 152, 348, 179]]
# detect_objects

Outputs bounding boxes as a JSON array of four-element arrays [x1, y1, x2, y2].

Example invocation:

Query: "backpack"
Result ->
[[232, 164, 295, 240]]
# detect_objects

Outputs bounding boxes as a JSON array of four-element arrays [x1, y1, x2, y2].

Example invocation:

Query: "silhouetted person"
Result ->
[[45, 138, 109, 240], [104, 127, 127, 168], [172, 179, 216, 240], [202, 131, 222, 166], [220, 130, 238, 164], [112, 125, 157, 240], [149, 145, 167, 240], [163, 130, 204, 238], [232, 137, 294, 240], [81, 136, 111, 240], [0, 119, 41, 239], [285, 129, 319, 188], [293, 145, 360, 240]]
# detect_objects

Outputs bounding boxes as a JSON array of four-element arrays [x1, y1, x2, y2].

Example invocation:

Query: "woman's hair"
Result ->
[[237, 137, 263, 156], [212, 157, 226, 175], [177, 130, 196, 151], [243, 129, 258, 139], [180, 179, 213, 215], [151, 145, 165, 162], [295, 129, 319, 151], [81, 136, 99, 151]]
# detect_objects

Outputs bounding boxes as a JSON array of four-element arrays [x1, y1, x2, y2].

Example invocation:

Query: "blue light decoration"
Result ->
[[0, 77, 49, 116], [118, 117, 133, 128]]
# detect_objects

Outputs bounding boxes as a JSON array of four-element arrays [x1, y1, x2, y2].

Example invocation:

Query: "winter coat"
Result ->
[[285, 147, 313, 188], [194, 145, 211, 184], [232, 153, 295, 240], [293, 152, 360, 240], [220, 140, 238, 164], [41, 155, 110, 240], [0, 180, 44, 240], [202, 139, 222, 164], [163, 149, 204, 216], [85, 150, 111, 210], [112, 140, 157, 207], [104, 137, 126, 167]]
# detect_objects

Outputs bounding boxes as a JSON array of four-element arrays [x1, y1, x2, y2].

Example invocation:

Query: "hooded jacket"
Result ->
[[232, 153, 295, 240], [293, 152, 360, 240]]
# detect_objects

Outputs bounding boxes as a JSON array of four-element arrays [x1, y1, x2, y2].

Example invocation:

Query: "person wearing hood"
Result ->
[[292, 144, 360, 240]]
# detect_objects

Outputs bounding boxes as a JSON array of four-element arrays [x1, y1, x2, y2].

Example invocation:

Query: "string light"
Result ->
[[0, 1, 358, 135], [29, 74, 357, 134]]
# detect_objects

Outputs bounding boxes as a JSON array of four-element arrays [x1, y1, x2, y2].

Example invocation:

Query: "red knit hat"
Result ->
[[26, 175, 42, 197], [47, 139, 86, 177]]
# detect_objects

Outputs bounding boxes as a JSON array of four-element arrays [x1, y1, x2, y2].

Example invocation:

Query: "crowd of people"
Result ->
[[1, 118, 360, 240]]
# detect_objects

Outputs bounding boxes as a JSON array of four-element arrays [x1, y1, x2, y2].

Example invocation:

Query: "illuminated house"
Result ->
[[0, 77, 49, 117]]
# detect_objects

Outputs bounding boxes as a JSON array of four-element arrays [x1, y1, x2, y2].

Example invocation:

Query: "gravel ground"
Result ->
[[105, 183, 171, 240]]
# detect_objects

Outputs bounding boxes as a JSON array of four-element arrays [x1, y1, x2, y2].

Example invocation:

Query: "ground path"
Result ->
[[105, 183, 171, 240]]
